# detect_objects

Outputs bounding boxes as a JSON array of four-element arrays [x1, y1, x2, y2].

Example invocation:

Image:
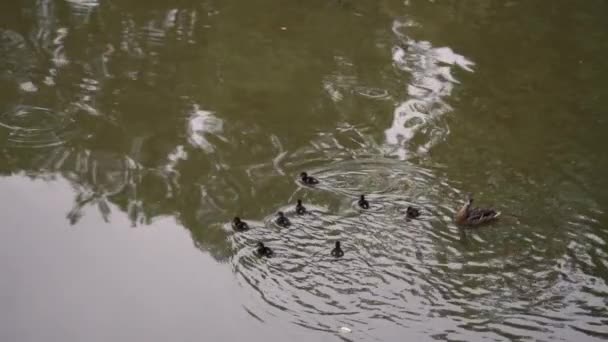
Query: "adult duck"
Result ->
[[454, 196, 500, 226]]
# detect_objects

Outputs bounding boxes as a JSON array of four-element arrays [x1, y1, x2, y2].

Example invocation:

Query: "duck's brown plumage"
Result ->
[[455, 197, 500, 226]]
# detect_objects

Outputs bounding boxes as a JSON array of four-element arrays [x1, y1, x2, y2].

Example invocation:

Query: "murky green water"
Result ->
[[1, 1, 607, 341]]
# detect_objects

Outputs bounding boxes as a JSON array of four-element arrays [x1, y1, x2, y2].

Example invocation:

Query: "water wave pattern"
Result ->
[[0, 105, 77, 148], [323, 56, 393, 103], [0, 29, 40, 87], [64, 0, 99, 21], [35, 146, 140, 225], [0, 3, 606, 341], [385, 19, 475, 160], [231, 159, 608, 341], [28, 0, 69, 90]]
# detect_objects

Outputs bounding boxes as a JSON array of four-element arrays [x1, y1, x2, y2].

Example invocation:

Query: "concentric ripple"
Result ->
[[0, 105, 77, 148], [231, 159, 462, 338], [230, 158, 608, 340]]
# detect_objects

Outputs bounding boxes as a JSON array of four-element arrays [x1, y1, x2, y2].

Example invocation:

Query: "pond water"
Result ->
[[1, 1, 607, 341]]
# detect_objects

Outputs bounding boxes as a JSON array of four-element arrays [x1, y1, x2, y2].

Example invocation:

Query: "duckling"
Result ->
[[454, 196, 500, 226], [256, 242, 273, 257], [331, 241, 344, 258], [406, 206, 420, 219], [232, 217, 250, 232], [358, 195, 370, 209], [295, 199, 306, 215], [275, 211, 291, 227], [300, 172, 319, 185]]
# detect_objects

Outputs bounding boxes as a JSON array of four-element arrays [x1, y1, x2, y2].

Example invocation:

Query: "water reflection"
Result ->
[[187, 105, 225, 153], [385, 18, 474, 160], [1, 0, 607, 341]]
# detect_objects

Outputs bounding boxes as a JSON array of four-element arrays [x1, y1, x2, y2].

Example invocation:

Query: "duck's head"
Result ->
[[300, 172, 308, 179], [233, 217, 241, 223], [297, 199, 302, 205], [277, 211, 285, 217], [360, 195, 366, 200], [257, 242, 265, 249], [456, 195, 473, 219], [335, 241, 341, 249]]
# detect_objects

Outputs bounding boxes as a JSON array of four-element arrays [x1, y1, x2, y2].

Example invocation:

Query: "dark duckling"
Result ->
[[358, 195, 370, 209], [331, 241, 344, 258], [406, 206, 420, 219], [275, 211, 291, 227], [300, 172, 319, 185], [232, 217, 250, 232], [454, 195, 500, 226], [256, 242, 273, 257], [295, 199, 306, 215]]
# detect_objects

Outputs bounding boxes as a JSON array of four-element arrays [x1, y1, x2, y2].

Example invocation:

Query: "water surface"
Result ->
[[1, 1, 607, 341]]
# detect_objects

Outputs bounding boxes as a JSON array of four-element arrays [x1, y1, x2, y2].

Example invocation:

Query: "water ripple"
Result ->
[[232, 159, 461, 336], [0, 105, 77, 148], [229, 158, 607, 340]]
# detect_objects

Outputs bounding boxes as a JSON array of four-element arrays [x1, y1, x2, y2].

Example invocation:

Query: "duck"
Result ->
[[232, 217, 250, 232], [295, 199, 306, 215], [331, 241, 344, 258], [256, 242, 273, 257], [300, 172, 319, 185], [275, 211, 291, 227], [406, 206, 420, 219], [454, 195, 500, 226], [358, 195, 370, 209]]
